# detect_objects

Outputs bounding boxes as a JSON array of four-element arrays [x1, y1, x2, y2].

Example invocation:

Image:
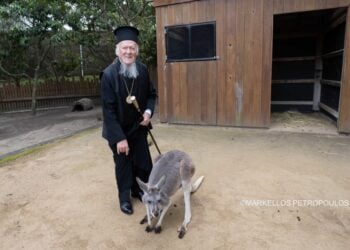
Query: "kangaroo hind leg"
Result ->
[[178, 180, 192, 239]]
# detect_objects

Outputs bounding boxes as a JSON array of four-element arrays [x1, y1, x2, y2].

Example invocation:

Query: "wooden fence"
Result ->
[[0, 77, 101, 112]]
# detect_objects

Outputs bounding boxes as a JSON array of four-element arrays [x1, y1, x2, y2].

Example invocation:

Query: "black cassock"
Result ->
[[100, 59, 157, 202]]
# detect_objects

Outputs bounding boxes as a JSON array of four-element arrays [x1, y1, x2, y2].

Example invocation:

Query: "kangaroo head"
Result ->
[[136, 175, 169, 217]]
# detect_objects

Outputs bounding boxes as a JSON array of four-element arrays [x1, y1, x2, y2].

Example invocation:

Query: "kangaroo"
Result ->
[[136, 150, 204, 239]]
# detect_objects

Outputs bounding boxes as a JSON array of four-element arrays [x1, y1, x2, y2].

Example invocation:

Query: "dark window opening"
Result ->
[[165, 22, 216, 62]]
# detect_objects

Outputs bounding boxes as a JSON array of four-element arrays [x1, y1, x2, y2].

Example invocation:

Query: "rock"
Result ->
[[72, 98, 94, 112]]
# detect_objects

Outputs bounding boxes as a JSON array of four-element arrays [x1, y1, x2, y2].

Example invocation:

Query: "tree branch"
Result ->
[[0, 60, 31, 79], [128, 1, 147, 23]]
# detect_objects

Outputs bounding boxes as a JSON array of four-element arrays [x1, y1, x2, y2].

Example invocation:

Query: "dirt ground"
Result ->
[[0, 109, 350, 249]]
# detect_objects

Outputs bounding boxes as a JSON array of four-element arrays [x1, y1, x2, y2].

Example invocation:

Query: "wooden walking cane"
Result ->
[[130, 96, 162, 155]]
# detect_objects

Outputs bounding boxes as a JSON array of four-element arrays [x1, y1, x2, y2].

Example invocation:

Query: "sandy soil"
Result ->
[[1, 121, 350, 249]]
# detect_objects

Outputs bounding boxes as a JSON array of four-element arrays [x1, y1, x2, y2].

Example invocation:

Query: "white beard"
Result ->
[[119, 60, 139, 79]]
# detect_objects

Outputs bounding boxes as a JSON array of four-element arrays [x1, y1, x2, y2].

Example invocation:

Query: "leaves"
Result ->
[[0, 0, 157, 80]]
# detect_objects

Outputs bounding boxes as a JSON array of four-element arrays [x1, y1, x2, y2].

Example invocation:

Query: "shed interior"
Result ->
[[272, 7, 347, 123]]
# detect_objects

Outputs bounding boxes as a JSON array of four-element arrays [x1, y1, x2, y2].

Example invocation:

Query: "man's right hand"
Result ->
[[116, 139, 129, 155]]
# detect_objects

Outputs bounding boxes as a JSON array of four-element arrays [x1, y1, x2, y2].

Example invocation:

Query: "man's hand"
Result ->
[[116, 139, 129, 155], [139, 112, 151, 127]]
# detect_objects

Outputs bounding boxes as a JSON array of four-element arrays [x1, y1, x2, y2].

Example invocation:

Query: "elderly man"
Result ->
[[100, 26, 157, 215]]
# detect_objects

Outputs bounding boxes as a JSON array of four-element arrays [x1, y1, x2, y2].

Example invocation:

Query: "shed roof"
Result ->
[[153, 0, 198, 7]]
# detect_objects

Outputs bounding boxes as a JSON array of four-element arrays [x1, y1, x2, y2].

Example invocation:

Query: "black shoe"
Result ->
[[131, 191, 144, 202], [120, 201, 133, 215]]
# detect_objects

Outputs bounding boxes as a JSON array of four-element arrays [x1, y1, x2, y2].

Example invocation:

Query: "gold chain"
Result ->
[[122, 77, 135, 104], [122, 77, 135, 96]]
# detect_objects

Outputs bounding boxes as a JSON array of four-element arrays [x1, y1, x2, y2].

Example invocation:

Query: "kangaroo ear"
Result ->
[[155, 175, 166, 189], [136, 177, 148, 193]]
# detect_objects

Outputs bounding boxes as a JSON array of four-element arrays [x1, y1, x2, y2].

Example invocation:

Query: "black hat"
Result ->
[[113, 26, 139, 44]]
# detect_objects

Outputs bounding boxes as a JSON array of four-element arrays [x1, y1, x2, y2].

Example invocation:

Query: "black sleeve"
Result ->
[[100, 71, 126, 144]]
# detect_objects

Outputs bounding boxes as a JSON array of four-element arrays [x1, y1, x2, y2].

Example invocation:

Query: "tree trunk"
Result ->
[[31, 67, 39, 115], [31, 38, 50, 115]]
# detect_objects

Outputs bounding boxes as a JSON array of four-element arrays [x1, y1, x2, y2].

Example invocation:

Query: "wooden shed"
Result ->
[[153, 0, 350, 133]]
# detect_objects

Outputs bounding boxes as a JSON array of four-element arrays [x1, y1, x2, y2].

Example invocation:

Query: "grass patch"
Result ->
[[0, 145, 47, 166]]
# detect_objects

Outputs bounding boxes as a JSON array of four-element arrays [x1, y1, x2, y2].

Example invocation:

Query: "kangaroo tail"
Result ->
[[191, 176, 204, 193]]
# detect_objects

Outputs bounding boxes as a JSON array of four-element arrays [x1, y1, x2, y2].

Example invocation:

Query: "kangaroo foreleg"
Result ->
[[145, 205, 154, 232], [154, 201, 171, 234]]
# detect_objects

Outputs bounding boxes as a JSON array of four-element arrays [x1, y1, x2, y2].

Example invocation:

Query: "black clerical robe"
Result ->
[[100, 59, 157, 145], [100, 59, 157, 202]]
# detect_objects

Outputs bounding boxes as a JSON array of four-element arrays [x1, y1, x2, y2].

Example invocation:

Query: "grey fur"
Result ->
[[136, 150, 204, 239]]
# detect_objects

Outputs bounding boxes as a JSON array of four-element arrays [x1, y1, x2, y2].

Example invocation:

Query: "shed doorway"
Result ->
[[271, 8, 347, 133]]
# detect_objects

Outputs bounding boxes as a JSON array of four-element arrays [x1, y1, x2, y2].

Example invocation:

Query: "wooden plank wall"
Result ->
[[155, 7, 166, 122], [217, 0, 273, 127], [273, 0, 350, 14], [155, 0, 350, 129], [338, 7, 350, 133], [156, 0, 273, 127], [156, 0, 218, 125]]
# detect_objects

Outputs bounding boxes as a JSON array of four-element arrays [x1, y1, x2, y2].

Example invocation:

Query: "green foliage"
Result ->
[[65, 0, 157, 67], [133, 1, 157, 67], [0, 0, 72, 80], [0, 29, 29, 79], [0, 0, 157, 81], [53, 49, 81, 76]]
